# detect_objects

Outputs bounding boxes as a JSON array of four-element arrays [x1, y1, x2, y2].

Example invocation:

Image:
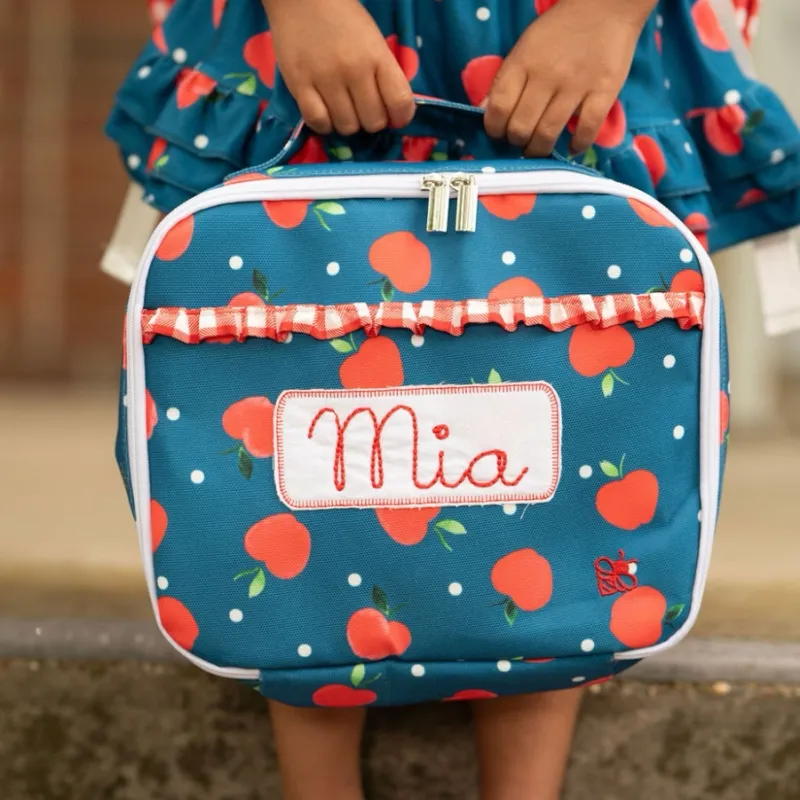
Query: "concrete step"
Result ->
[[2, 659, 799, 800]]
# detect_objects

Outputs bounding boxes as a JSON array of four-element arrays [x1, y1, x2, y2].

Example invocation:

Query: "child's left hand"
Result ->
[[483, 0, 657, 157]]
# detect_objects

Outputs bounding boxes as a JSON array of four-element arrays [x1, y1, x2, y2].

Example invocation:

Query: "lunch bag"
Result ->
[[117, 100, 729, 707]]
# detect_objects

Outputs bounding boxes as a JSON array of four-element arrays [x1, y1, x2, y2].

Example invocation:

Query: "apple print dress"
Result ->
[[107, 0, 798, 253]]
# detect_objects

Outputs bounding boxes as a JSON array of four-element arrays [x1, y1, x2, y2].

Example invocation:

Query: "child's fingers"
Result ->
[[297, 87, 333, 135], [350, 73, 389, 133], [505, 82, 552, 149], [570, 94, 613, 154], [376, 59, 415, 129], [525, 92, 580, 158], [483, 65, 527, 140], [319, 84, 361, 136]]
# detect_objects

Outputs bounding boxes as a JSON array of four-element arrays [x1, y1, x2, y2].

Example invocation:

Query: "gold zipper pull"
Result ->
[[450, 173, 478, 233], [422, 173, 450, 233]]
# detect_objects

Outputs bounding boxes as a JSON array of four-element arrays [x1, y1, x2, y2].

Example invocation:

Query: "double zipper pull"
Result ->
[[422, 174, 449, 233], [450, 174, 478, 233]]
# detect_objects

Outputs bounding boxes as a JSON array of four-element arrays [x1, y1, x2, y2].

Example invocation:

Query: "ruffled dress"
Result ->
[[106, 0, 800, 254]]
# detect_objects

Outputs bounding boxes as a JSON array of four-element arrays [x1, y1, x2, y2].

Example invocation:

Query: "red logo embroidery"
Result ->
[[594, 550, 638, 596]]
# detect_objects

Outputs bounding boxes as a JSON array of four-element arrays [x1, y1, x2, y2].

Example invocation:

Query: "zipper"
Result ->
[[422, 173, 449, 233], [450, 173, 479, 233], [126, 167, 722, 678]]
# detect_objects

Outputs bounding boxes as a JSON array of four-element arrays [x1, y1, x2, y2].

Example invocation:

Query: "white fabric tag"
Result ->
[[101, 183, 161, 285], [754, 232, 800, 336], [275, 383, 562, 509]]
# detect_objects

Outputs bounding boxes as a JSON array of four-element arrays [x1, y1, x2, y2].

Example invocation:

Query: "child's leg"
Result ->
[[268, 700, 367, 800], [472, 688, 584, 800]]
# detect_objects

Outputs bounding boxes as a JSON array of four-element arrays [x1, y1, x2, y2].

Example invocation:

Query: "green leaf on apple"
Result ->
[[601, 372, 615, 398], [665, 603, 685, 622], [331, 146, 354, 161], [436, 529, 454, 552], [744, 109, 764, 135], [248, 568, 266, 598], [237, 75, 257, 96], [436, 520, 467, 535], [431, 151, 447, 161], [504, 599, 518, 627], [372, 585, 390, 616], [238, 448, 254, 480], [600, 461, 620, 478], [316, 201, 346, 216], [155, 155, 169, 170], [582, 146, 598, 170], [253, 269, 269, 299], [330, 339, 354, 354], [488, 368, 502, 384], [381, 279, 395, 303], [266, 167, 283, 175], [351, 663, 366, 687], [233, 567, 259, 582]]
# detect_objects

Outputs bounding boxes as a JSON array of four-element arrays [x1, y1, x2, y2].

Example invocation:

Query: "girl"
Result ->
[[107, 1, 797, 798]]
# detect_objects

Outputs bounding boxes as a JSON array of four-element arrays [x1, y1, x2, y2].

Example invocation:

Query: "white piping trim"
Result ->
[[126, 169, 721, 677]]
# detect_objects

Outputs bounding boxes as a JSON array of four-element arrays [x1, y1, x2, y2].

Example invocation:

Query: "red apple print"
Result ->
[[655, 29, 663, 53], [683, 212, 711, 252], [491, 548, 553, 625], [568, 100, 626, 149], [223, 397, 275, 458], [633, 134, 667, 186], [156, 216, 194, 261], [243, 31, 276, 89], [480, 194, 537, 221], [312, 684, 377, 708], [402, 136, 439, 162], [147, 137, 168, 172], [340, 336, 404, 389], [289, 136, 329, 165], [176, 69, 217, 109], [245, 514, 311, 580], [347, 608, 412, 660], [229, 292, 267, 308], [145, 389, 158, 439], [736, 188, 767, 209], [385, 34, 419, 81], [628, 198, 673, 227], [375, 507, 440, 545], [444, 689, 498, 702], [670, 269, 705, 294], [489, 277, 543, 300], [595, 458, 659, 531], [151, 499, 168, 552], [369, 231, 431, 293], [609, 586, 667, 648], [225, 171, 269, 186], [158, 596, 199, 650], [535, 0, 560, 13], [691, 0, 730, 51], [701, 105, 746, 156], [462, 55, 503, 106], [152, 25, 167, 53], [720, 389, 730, 445], [212, 0, 227, 27], [263, 199, 311, 229], [569, 324, 635, 380]]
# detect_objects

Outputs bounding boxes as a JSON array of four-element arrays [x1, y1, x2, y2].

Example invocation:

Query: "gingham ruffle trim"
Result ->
[[140, 292, 704, 344]]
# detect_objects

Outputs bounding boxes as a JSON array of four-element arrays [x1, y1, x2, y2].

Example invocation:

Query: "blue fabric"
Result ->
[[106, 0, 800, 251], [120, 159, 729, 706]]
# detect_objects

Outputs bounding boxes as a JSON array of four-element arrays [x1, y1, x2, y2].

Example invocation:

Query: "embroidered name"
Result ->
[[275, 383, 561, 510]]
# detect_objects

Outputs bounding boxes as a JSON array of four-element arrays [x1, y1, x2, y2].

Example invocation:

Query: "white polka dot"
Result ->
[[607, 265, 622, 280], [628, 563, 638, 576], [673, 118, 682, 126], [326, 261, 340, 276], [673, 425, 685, 440], [410, 334, 425, 348], [455, 139, 466, 148], [579, 465, 593, 479], [581, 639, 595, 653], [724, 89, 742, 106], [449, 582, 463, 597], [497, 660, 512, 673], [191, 470, 205, 484], [502, 251, 516, 266], [502, 504, 517, 516], [229, 255, 243, 270], [122, 395, 129, 408], [298, 644, 312, 658], [411, 664, 426, 677], [572, 676, 586, 683], [156, 576, 169, 590], [664, 78, 671, 90], [481, 166, 497, 174], [194, 134, 209, 150], [680, 248, 694, 263], [283, 333, 293, 344], [229, 609, 243, 623], [137, 65, 152, 79], [664, 354, 676, 369], [656, 13, 664, 27], [164, 407, 180, 422], [348, 573, 362, 587], [684, 142, 693, 155], [416, 35, 423, 48], [127, 154, 142, 170], [172, 48, 188, 64], [771, 149, 786, 165], [582, 205, 596, 220], [476, 7, 491, 21]]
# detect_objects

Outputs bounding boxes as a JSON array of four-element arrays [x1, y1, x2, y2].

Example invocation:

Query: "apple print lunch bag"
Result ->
[[118, 98, 729, 708]]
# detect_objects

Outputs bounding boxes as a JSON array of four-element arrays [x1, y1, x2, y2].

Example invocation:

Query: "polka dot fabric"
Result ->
[[107, 0, 800, 253], [117, 156, 729, 707]]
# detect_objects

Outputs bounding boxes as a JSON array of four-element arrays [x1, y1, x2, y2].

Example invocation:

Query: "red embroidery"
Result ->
[[308, 404, 529, 493], [594, 550, 638, 596]]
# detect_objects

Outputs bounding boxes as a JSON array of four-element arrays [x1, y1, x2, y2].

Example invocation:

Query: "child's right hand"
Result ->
[[263, 0, 416, 136]]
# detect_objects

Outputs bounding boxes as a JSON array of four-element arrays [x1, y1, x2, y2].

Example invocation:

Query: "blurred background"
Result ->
[[0, 2, 798, 798]]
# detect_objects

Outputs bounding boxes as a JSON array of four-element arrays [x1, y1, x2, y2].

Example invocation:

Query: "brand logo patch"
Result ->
[[274, 383, 561, 510]]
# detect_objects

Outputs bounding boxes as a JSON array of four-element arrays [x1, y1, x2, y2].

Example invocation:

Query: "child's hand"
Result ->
[[483, 0, 656, 157], [264, 0, 416, 135]]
